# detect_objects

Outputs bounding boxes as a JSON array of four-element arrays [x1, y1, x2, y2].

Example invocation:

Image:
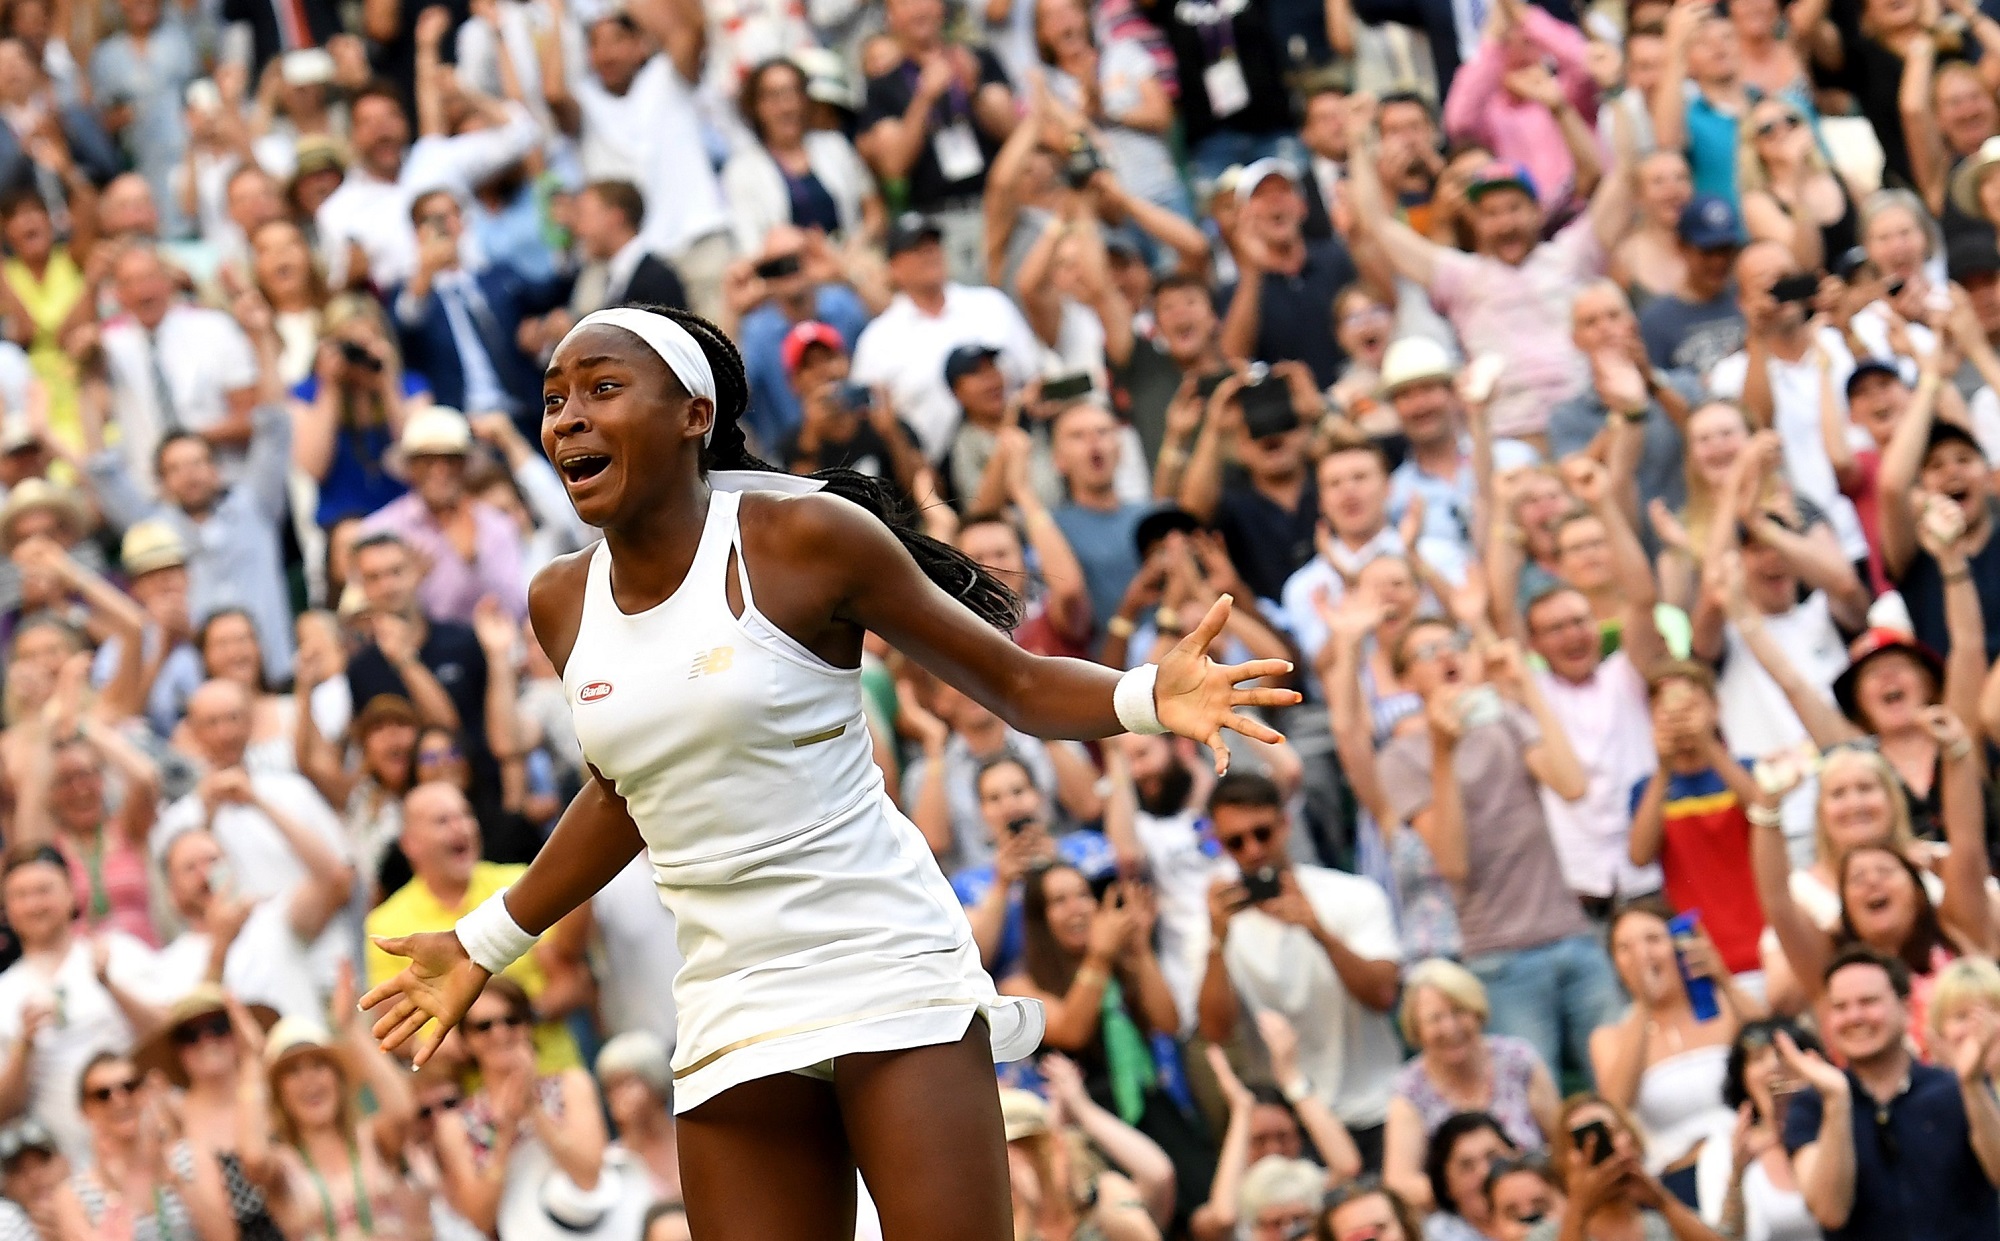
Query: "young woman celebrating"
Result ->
[[361, 304, 1296, 1241]]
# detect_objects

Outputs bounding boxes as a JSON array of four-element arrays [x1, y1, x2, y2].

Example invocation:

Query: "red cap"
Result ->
[[780, 321, 847, 375]]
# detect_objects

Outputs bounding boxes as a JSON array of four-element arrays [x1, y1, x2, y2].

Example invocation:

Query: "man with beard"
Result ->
[[1344, 91, 1635, 445], [1194, 771, 1402, 1172], [1103, 734, 1211, 1028], [1780, 946, 2000, 1240]]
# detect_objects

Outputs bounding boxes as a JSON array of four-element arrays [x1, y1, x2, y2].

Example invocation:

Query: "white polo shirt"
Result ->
[[849, 284, 1043, 460]]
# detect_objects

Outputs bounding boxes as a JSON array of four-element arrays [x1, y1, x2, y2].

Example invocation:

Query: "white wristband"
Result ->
[[1113, 665, 1168, 735], [456, 889, 536, 975]]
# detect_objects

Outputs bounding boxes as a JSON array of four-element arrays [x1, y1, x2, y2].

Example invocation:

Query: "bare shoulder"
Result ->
[[737, 489, 906, 569], [528, 545, 597, 677]]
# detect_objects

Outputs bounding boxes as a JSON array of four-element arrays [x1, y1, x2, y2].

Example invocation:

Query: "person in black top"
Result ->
[[1218, 159, 1360, 387], [1880, 361, 2000, 662], [779, 323, 945, 518], [1153, 0, 1299, 182], [855, 0, 1017, 282]]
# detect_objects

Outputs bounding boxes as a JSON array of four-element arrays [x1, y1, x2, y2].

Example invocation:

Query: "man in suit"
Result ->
[[517, 179, 685, 361], [392, 188, 566, 438]]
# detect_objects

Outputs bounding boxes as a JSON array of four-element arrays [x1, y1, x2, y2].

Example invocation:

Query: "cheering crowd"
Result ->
[[0, 0, 1998, 1234]]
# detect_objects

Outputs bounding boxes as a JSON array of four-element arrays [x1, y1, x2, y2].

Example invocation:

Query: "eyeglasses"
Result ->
[[417, 1095, 462, 1121], [171, 1013, 233, 1047], [1755, 113, 1803, 139], [419, 747, 462, 765], [1217, 825, 1275, 854], [1408, 632, 1471, 663], [86, 1078, 140, 1104], [466, 1013, 528, 1035]]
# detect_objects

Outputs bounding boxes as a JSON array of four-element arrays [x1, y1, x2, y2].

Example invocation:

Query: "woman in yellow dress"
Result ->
[[0, 142, 99, 449]]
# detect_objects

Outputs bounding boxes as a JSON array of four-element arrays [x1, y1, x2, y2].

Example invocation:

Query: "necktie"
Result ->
[[147, 330, 180, 430]]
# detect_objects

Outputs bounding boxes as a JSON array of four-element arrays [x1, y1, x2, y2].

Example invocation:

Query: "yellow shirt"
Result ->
[[365, 861, 580, 1074]]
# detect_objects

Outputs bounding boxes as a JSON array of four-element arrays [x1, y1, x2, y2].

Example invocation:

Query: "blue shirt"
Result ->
[[740, 286, 873, 454], [1683, 91, 1741, 205], [1782, 1061, 2000, 1241], [293, 373, 431, 526], [950, 831, 1113, 980], [1054, 502, 1152, 638]]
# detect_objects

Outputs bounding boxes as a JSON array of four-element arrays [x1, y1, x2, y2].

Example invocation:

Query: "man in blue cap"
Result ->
[[1638, 192, 1748, 380]]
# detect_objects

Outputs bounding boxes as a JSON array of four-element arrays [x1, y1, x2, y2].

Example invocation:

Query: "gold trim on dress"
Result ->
[[790, 724, 848, 748], [673, 996, 983, 1078]]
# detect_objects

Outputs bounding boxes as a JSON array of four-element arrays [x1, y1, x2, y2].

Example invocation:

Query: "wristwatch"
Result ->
[[1280, 1076, 1314, 1106]]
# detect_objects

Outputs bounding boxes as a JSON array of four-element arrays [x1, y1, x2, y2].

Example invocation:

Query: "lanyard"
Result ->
[[297, 1140, 373, 1241], [83, 830, 110, 922]]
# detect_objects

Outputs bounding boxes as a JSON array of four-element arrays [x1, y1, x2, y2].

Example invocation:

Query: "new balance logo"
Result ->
[[688, 646, 735, 678]]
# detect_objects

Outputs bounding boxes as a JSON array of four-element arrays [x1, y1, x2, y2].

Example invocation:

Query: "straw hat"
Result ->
[[263, 1017, 353, 1078], [134, 986, 279, 1088], [1952, 136, 2000, 221], [999, 1089, 1051, 1142], [120, 520, 187, 578], [0, 479, 87, 548]]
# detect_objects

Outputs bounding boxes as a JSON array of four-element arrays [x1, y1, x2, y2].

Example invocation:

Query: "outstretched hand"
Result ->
[[1151, 596, 1301, 772], [358, 930, 492, 1066]]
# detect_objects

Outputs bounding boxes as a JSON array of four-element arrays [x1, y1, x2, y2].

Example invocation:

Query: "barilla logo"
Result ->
[[579, 681, 614, 703]]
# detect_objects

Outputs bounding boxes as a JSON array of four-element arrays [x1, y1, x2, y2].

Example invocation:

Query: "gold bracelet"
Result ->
[[1106, 615, 1137, 640], [1155, 606, 1180, 631]]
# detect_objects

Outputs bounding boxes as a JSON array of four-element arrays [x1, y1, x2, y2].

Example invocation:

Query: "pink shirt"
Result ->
[[1428, 215, 1604, 438], [1442, 9, 1600, 210], [358, 494, 528, 625], [58, 831, 156, 947]]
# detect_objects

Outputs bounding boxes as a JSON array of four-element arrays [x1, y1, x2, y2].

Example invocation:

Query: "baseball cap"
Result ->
[[1677, 194, 1747, 249], [1465, 160, 1538, 204], [1949, 233, 2000, 283], [1845, 357, 1906, 398], [943, 343, 1002, 387], [886, 213, 943, 257], [1133, 506, 1202, 559], [1234, 157, 1300, 206], [1926, 419, 1985, 460], [780, 321, 846, 375]]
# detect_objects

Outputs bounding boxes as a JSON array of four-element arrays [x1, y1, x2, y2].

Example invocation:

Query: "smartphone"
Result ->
[[1833, 246, 1871, 283], [1242, 866, 1283, 904], [1571, 1119, 1614, 1165], [1456, 685, 1504, 730], [753, 253, 803, 281], [1771, 272, 1820, 304], [1240, 377, 1300, 439], [1041, 372, 1095, 402], [338, 339, 382, 373], [1668, 910, 1721, 1022], [834, 381, 872, 414]]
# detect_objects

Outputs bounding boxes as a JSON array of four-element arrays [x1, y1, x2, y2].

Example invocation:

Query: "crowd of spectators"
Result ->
[[0, 0, 1995, 1235]]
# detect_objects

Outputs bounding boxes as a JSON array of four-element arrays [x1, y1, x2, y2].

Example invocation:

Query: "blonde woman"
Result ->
[[233, 970, 426, 1241], [1738, 96, 1858, 276], [1382, 960, 1561, 1213], [1651, 402, 1790, 610], [1931, 957, 2000, 1080]]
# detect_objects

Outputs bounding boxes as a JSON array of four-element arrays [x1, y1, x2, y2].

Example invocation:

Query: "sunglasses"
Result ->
[[171, 1013, 233, 1047], [417, 1095, 462, 1121], [466, 1013, 528, 1035], [1755, 113, 1803, 139], [86, 1078, 140, 1104], [419, 746, 463, 765], [1218, 825, 1274, 854]]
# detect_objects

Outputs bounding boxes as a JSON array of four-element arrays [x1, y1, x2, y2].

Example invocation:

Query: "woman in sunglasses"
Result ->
[[1716, 1020, 1818, 1241], [436, 975, 621, 1240], [1739, 97, 1858, 275], [235, 971, 425, 1241], [133, 988, 284, 1241], [49, 1051, 235, 1241]]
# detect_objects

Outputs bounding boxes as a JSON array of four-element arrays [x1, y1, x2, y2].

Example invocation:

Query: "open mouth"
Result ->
[[559, 454, 611, 484]]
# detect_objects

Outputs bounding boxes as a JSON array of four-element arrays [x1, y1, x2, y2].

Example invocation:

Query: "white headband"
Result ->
[[557, 308, 720, 444]]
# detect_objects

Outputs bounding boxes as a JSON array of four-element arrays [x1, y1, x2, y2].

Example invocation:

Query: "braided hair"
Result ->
[[630, 305, 1022, 631]]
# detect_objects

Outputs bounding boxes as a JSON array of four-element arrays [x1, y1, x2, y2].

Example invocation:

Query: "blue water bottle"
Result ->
[[1668, 910, 1719, 1022]]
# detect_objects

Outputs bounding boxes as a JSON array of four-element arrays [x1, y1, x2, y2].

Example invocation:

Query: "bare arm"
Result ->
[[1878, 371, 1943, 579]]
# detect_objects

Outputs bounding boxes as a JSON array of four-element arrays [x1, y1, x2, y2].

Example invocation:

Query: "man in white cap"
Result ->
[[90, 521, 203, 736], [1218, 157, 1359, 388], [1379, 336, 1540, 584], [358, 407, 527, 625]]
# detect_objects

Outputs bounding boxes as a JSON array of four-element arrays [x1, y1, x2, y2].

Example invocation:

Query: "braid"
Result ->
[[637, 305, 1023, 632]]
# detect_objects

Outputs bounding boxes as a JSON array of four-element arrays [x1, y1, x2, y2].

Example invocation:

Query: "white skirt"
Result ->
[[652, 787, 1044, 1113]]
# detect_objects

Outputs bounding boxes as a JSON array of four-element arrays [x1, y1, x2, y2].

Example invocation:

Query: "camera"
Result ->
[[754, 253, 803, 281], [338, 340, 382, 373], [1063, 135, 1105, 189]]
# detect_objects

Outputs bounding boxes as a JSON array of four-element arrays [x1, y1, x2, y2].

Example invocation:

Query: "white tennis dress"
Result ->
[[561, 480, 1044, 1113]]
